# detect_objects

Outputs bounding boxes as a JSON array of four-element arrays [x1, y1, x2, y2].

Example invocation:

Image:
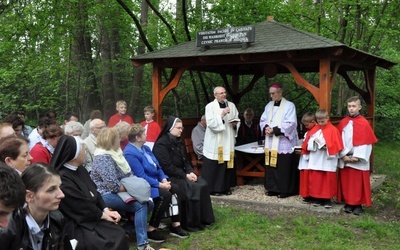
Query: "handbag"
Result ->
[[119, 176, 151, 204], [163, 193, 179, 218]]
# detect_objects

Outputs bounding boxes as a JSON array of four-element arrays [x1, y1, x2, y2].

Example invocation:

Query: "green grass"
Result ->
[[155, 206, 400, 250], [132, 141, 400, 249]]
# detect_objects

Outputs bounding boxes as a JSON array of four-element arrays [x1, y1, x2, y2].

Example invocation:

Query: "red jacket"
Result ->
[[108, 113, 134, 127], [30, 143, 51, 164], [140, 121, 161, 142]]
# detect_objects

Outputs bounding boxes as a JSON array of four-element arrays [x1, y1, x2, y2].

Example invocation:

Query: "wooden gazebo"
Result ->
[[131, 18, 396, 125]]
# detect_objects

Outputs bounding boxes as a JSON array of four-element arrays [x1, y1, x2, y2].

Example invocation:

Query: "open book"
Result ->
[[229, 118, 240, 123]]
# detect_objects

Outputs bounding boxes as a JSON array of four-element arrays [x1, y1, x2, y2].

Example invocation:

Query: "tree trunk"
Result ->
[[97, 0, 118, 120], [130, 0, 149, 120], [70, 0, 98, 120]]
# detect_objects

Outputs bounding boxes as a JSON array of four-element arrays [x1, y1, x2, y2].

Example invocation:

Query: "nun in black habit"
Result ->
[[153, 116, 215, 232], [50, 135, 129, 250]]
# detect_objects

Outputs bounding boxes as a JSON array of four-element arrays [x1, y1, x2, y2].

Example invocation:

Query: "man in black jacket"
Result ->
[[0, 163, 25, 229]]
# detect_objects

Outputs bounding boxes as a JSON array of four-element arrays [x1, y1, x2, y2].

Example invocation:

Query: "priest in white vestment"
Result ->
[[260, 83, 298, 198], [202, 86, 240, 196]]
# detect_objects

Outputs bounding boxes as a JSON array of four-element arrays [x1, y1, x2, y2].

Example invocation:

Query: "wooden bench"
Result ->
[[184, 138, 203, 176]]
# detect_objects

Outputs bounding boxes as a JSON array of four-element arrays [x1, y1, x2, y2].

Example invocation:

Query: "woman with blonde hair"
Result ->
[[91, 127, 154, 250]]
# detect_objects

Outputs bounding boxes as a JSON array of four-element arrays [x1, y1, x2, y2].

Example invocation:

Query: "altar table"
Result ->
[[234, 142, 265, 185]]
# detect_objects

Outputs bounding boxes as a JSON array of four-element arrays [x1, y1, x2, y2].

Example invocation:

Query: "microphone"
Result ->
[[224, 99, 230, 113]]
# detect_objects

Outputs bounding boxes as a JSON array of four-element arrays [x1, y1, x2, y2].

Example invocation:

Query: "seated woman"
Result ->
[[50, 135, 130, 250], [153, 116, 215, 231], [0, 135, 32, 175], [90, 127, 154, 250], [0, 163, 71, 249], [124, 124, 189, 241], [30, 125, 64, 164], [115, 121, 131, 150]]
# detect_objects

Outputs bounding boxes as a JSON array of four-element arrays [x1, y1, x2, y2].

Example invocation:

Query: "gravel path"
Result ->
[[211, 174, 386, 214]]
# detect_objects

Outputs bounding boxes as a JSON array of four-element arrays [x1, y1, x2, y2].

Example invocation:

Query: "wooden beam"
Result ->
[[365, 68, 376, 171], [329, 62, 341, 90], [159, 67, 188, 104], [152, 65, 163, 123], [330, 47, 344, 57], [319, 58, 332, 112], [263, 63, 278, 78], [240, 54, 250, 62], [365, 68, 376, 117], [286, 51, 297, 59], [280, 61, 320, 103], [198, 56, 210, 63]]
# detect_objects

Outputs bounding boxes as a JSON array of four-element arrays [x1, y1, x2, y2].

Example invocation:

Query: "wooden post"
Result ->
[[365, 68, 377, 171], [153, 67, 188, 123], [319, 58, 332, 112], [365, 68, 376, 118], [152, 65, 162, 123]]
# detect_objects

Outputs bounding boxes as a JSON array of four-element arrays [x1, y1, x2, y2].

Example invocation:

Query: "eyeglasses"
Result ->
[[269, 92, 278, 95], [216, 91, 227, 95], [174, 126, 184, 131]]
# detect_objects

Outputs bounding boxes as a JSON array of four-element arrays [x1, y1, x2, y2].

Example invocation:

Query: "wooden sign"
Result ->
[[196, 25, 255, 47]]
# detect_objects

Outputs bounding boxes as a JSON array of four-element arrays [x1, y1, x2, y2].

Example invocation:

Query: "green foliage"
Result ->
[[0, 0, 399, 139], [371, 142, 400, 211]]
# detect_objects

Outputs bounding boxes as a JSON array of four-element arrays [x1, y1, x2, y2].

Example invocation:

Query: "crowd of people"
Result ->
[[189, 85, 376, 216], [0, 100, 216, 250], [259, 85, 376, 215], [0, 86, 378, 249]]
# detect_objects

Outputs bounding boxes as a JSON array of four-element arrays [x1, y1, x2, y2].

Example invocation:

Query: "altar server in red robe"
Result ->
[[298, 112, 318, 203], [337, 96, 378, 215], [305, 109, 343, 208]]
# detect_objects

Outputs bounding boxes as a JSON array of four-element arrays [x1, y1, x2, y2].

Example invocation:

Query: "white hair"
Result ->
[[213, 86, 224, 94], [89, 119, 105, 129], [64, 121, 84, 135], [115, 121, 130, 134]]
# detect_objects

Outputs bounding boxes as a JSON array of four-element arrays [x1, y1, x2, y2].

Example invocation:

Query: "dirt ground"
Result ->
[[210, 174, 400, 222]]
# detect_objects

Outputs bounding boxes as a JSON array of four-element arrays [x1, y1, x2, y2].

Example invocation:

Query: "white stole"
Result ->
[[265, 98, 287, 167]]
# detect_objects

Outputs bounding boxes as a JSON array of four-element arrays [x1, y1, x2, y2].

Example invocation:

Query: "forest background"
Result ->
[[0, 0, 399, 141]]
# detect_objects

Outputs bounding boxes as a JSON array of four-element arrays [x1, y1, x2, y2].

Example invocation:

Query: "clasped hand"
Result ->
[[102, 210, 121, 224], [265, 126, 273, 136], [159, 180, 171, 190], [186, 172, 197, 182], [342, 155, 359, 163]]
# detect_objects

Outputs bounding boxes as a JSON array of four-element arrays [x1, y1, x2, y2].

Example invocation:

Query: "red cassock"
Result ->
[[337, 115, 377, 206], [299, 125, 320, 198], [303, 122, 343, 199]]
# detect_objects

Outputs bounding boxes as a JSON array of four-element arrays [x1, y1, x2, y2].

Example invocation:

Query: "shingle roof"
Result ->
[[131, 20, 395, 70]]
